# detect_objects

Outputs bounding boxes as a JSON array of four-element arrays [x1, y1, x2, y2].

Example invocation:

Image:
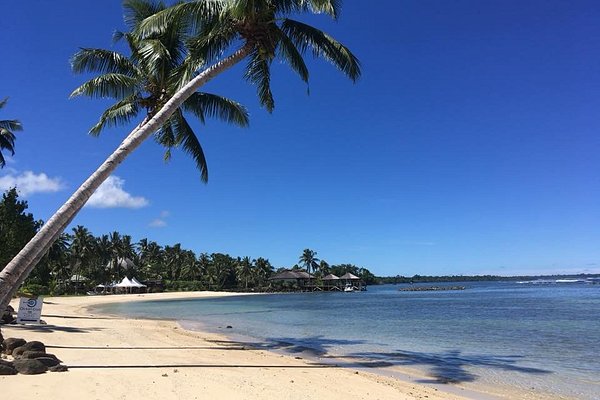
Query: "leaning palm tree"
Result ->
[[0, 98, 22, 168], [0, 0, 359, 308]]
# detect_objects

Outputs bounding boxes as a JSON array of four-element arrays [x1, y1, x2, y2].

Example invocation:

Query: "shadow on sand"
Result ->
[[206, 335, 552, 384]]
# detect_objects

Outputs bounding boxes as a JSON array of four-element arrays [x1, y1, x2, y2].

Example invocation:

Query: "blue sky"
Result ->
[[2, 0, 600, 276]]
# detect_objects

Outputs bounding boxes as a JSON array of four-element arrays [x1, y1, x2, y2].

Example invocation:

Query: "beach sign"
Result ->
[[16, 297, 43, 324]]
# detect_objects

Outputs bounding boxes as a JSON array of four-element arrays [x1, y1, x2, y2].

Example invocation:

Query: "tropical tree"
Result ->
[[0, 98, 22, 168], [0, 0, 359, 309], [69, 225, 96, 280], [0, 189, 40, 269], [299, 248, 319, 275], [236, 256, 254, 289]]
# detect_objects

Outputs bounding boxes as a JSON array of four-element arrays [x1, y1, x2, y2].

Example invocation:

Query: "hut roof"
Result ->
[[340, 272, 360, 280], [269, 269, 314, 280], [323, 274, 340, 280]]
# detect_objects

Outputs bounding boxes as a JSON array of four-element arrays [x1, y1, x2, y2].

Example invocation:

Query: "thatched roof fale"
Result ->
[[340, 272, 360, 280], [323, 274, 340, 280]]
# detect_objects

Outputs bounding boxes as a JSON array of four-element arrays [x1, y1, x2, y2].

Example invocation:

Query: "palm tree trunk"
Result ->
[[0, 44, 253, 309]]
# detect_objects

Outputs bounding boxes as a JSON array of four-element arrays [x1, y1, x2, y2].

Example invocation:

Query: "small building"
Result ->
[[339, 272, 365, 291], [323, 274, 342, 291], [269, 269, 315, 291]]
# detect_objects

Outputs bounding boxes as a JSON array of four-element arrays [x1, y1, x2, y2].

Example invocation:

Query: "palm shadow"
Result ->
[[330, 349, 552, 384], [207, 336, 552, 384]]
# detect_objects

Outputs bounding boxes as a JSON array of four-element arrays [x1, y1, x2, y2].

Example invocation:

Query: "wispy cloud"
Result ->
[[400, 240, 436, 246], [149, 210, 170, 227], [86, 176, 148, 209], [0, 170, 65, 196]]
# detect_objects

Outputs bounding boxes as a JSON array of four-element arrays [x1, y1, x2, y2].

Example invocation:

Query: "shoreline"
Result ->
[[0, 292, 554, 399]]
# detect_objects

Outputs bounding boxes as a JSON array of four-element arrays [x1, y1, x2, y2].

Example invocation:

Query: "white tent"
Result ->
[[130, 277, 147, 288], [115, 277, 135, 287]]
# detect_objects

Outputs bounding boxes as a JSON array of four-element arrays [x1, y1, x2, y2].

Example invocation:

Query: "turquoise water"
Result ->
[[98, 282, 600, 399]]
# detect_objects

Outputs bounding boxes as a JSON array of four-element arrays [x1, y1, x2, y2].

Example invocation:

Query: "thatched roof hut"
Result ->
[[323, 274, 340, 281], [339, 272, 360, 280]]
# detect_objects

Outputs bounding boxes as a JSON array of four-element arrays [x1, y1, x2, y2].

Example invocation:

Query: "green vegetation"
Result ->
[[0, 98, 22, 168], [0, 189, 41, 269], [0, 0, 360, 311], [0, 189, 375, 295]]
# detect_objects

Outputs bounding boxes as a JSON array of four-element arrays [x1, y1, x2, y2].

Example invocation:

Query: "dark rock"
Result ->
[[11, 346, 27, 358], [1, 307, 15, 325], [21, 341, 46, 353], [35, 357, 60, 367], [49, 364, 68, 372], [226, 325, 233, 329], [3, 338, 26, 355], [13, 359, 48, 375], [0, 363, 17, 375], [0, 329, 3, 346], [22, 351, 61, 363]]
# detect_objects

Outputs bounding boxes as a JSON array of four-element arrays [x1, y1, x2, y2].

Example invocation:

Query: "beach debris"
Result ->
[[2, 338, 26, 355], [162, 373, 168, 377], [13, 359, 48, 375], [226, 325, 233, 329]]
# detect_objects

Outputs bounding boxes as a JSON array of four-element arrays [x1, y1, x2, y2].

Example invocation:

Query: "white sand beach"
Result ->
[[1, 292, 543, 400]]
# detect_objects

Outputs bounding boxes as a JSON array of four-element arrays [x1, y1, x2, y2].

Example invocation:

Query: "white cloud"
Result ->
[[149, 210, 170, 227], [149, 218, 167, 227], [0, 170, 65, 196], [86, 176, 149, 209]]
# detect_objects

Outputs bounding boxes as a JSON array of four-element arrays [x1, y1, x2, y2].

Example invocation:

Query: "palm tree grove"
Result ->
[[0, 0, 362, 307]]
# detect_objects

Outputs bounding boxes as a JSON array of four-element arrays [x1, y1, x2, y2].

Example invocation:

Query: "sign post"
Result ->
[[16, 297, 43, 324]]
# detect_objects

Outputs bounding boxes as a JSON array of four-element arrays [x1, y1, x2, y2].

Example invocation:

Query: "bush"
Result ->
[[20, 284, 50, 297]]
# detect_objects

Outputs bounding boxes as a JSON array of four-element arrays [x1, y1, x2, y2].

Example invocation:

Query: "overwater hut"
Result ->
[[269, 269, 315, 291], [339, 272, 364, 291], [323, 274, 341, 291]]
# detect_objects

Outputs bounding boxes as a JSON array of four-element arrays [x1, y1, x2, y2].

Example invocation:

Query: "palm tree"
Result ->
[[69, 225, 96, 281], [299, 248, 319, 276], [0, 0, 359, 308], [0, 98, 22, 168], [70, 1, 249, 181], [236, 256, 254, 289]]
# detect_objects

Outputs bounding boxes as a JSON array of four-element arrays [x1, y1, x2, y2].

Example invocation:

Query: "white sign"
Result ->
[[16, 297, 43, 324]]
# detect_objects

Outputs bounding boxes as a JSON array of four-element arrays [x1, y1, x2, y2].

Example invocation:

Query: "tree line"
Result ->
[[1, 188, 377, 295]]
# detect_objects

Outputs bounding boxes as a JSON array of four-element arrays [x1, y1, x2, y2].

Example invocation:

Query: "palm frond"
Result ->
[[275, 28, 309, 84], [169, 55, 206, 91], [70, 74, 140, 99], [136, 1, 226, 38], [281, 18, 360, 82], [187, 21, 238, 64], [89, 97, 140, 136], [123, 0, 167, 30], [171, 109, 209, 182], [0, 98, 7, 110], [274, 0, 340, 19], [245, 49, 275, 112], [71, 48, 140, 76], [0, 119, 23, 132], [183, 92, 249, 127]]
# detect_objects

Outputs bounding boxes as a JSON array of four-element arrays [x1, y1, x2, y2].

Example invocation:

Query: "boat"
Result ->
[[343, 283, 355, 292]]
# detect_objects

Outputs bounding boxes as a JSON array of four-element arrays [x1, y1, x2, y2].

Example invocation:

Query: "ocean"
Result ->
[[97, 281, 600, 399]]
